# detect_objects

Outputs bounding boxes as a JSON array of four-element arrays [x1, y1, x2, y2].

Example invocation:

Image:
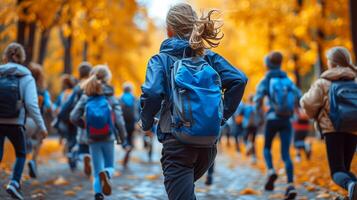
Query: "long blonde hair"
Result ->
[[81, 65, 112, 96], [166, 3, 224, 56], [326, 47, 356, 72]]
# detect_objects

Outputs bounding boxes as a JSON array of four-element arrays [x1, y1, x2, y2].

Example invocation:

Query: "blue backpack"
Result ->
[[268, 77, 296, 117], [0, 68, 22, 118], [170, 57, 223, 146], [329, 80, 357, 132], [85, 96, 114, 141]]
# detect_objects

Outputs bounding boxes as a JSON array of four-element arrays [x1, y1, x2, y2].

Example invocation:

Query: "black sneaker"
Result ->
[[28, 160, 37, 178], [205, 176, 213, 186], [264, 173, 278, 191], [99, 171, 112, 196], [6, 182, 24, 200], [95, 193, 104, 200], [349, 182, 357, 200], [284, 185, 297, 200]]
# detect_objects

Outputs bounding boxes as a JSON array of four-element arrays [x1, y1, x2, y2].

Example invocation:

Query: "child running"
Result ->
[[240, 95, 264, 164], [301, 47, 357, 200], [254, 51, 301, 199], [26, 62, 52, 179], [70, 65, 127, 200], [140, 3, 247, 199], [0, 43, 47, 200]]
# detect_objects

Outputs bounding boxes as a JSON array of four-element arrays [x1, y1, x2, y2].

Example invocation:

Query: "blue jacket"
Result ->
[[254, 69, 301, 120], [140, 37, 248, 141]]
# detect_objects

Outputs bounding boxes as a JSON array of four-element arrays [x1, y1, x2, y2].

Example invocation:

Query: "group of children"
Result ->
[[0, 42, 148, 200], [0, 2, 356, 200]]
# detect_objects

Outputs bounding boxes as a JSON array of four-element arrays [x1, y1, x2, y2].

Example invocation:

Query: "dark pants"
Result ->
[[0, 125, 27, 183], [207, 162, 215, 178], [325, 132, 357, 190], [264, 119, 294, 183], [161, 137, 217, 200]]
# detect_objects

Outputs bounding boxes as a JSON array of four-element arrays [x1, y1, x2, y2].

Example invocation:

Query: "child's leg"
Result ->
[[102, 141, 115, 177], [279, 123, 294, 183], [89, 143, 104, 194], [7, 126, 27, 184]]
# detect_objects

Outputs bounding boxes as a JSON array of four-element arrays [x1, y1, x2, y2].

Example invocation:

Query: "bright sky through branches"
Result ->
[[139, 0, 183, 26]]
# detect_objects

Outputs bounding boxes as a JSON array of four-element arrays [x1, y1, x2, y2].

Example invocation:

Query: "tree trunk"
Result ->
[[83, 41, 88, 61], [25, 22, 36, 64], [16, 0, 26, 46], [60, 23, 73, 74], [316, 0, 326, 74], [38, 29, 50, 65], [350, 0, 357, 63]]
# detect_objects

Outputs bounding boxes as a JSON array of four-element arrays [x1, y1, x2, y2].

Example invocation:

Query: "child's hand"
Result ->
[[39, 130, 48, 140]]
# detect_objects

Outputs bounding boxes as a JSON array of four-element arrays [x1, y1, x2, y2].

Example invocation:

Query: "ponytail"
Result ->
[[166, 3, 224, 56], [189, 10, 224, 56], [326, 46, 357, 72], [81, 75, 102, 96]]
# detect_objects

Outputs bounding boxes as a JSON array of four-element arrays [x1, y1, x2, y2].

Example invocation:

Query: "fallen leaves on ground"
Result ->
[[53, 176, 69, 186], [145, 174, 160, 180], [239, 187, 260, 195], [64, 190, 76, 196]]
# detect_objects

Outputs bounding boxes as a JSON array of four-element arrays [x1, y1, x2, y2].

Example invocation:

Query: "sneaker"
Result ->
[[83, 154, 92, 177], [284, 185, 297, 200], [95, 193, 104, 200], [28, 160, 38, 178], [348, 182, 357, 200], [6, 181, 24, 200], [264, 172, 278, 191], [205, 176, 213, 186], [99, 171, 112, 196]]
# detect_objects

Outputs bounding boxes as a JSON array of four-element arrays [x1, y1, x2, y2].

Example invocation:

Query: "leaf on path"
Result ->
[[305, 185, 317, 192], [114, 171, 121, 177], [145, 174, 160, 180], [268, 193, 285, 199], [316, 192, 331, 199], [64, 190, 76, 196], [31, 189, 46, 194], [73, 185, 83, 191], [239, 188, 260, 195], [30, 180, 41, 186], [53, 176, 69, 186], [196, 187, 208, 193]]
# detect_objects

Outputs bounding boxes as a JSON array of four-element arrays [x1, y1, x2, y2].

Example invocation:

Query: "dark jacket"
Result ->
[[140, 37, 248, 142], [70, 84, 127, 144]]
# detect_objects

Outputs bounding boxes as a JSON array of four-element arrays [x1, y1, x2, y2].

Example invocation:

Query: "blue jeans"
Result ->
[[89, 141, 115, 193], [0, 125, 27, 184], [264, 119, 294, 183]]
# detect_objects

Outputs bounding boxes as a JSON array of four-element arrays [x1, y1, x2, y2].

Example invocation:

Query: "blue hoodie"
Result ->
[[254, 69, 301, 120], [140, 37, 248, 142]]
